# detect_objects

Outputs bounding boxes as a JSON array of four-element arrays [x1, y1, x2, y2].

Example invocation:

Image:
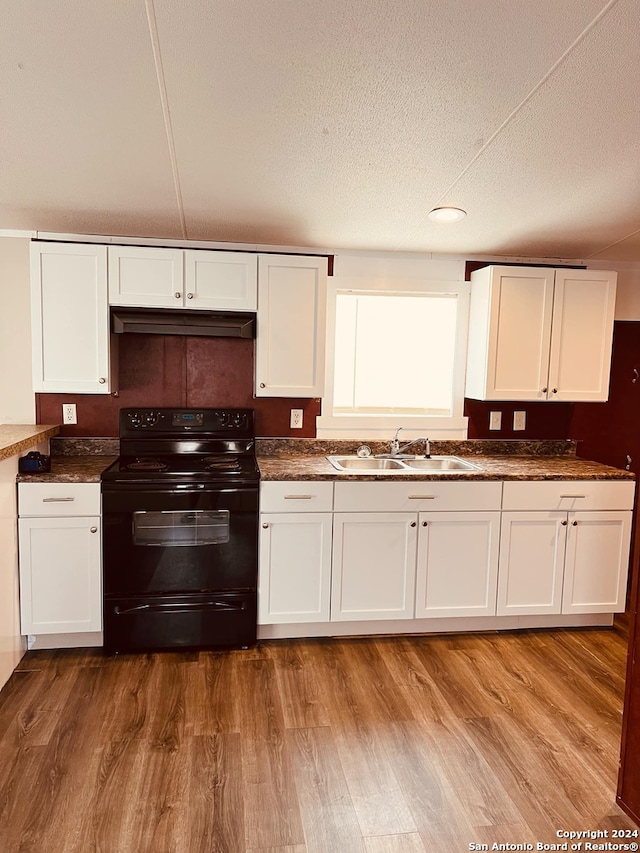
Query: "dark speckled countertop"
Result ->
[[16, 438, 118, 483], [256, 439, 635, 482], [15, 436, 634, 484]]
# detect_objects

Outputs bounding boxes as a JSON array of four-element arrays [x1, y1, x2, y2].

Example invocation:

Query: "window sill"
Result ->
[[316, 414, 469, 439]]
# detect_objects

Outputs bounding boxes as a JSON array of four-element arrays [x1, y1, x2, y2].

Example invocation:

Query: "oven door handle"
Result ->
[[113, 600, 246, 616]]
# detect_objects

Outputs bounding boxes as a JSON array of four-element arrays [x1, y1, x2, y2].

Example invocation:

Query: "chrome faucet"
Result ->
[[384, 428, 431, 458]]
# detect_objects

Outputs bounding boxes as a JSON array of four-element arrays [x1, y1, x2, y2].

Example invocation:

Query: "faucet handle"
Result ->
[[391, 427, 403, 454]]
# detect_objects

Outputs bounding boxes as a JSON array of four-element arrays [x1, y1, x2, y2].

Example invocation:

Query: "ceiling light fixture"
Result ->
[[428, 206, 467, 223]]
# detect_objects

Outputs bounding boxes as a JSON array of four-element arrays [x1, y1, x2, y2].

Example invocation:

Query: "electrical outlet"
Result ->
[[290, 408, 303, 429], [62, 403, 77, 425], [513, 411, 526, 431], [489, 411, 502, 431]]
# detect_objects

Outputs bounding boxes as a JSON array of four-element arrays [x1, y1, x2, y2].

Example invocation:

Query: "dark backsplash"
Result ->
[[36, 334, 320, 438]]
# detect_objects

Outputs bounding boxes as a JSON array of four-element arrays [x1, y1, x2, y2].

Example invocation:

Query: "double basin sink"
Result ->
[[327, 455, 480, 474]]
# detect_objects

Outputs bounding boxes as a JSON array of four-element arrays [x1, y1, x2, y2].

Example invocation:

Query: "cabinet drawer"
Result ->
[[19, 483, 101, 517], [502, 480, 635, 512], [334, 481, 502, 512], [260, 481, 334, 512]]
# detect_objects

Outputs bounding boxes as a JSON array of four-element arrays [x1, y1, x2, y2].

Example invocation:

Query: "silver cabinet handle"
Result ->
[[410, 521, 417, 527], [262, 523, 269, 529], [560, 494, 586, 499], [43, 497, 75, 502], [541, 387, 548, 393], [90, 526, 98, 533], [409, 495, 436, 500], [552, 388, 558, 394], [259, 383, 266, 388], [572, 520, 578, 526], [98, 377, 106, 384], [174, 292, 182, 299], [561, 520, 568, 526], [187, 292, 194, 299], [284, 495, 313, 500], [422, 521, 428, 527]]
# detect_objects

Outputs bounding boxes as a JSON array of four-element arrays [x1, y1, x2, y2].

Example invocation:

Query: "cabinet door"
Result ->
[[108, 245, 184, 307], [415, 512, 500, 618], [255, 254, 327, 397], [185, 250, 257, 310], [467, 265, 555, 401], [30, 242, 112, 393], [497, 512, 567, 615], [562, 511, 632, 613], [18, 516, 102, 634], [258, 513, 332, 624], [547, 270, 617, 402], [331, 513, 417, 621]]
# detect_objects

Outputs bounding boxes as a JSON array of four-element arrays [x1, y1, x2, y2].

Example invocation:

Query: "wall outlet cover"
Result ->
[[290, 408, 303, 429], [489, 411, 502, 431], [63, 403, 77, 424]]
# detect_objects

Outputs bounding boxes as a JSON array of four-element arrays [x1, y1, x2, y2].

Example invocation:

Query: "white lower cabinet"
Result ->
[[258, 482, 333, 624], [259, 513, 332, 623], [331, 512, 417, 621], [415, 511, 501, 618], [498, 482, 634, 616], [18, 483, 102, 636]]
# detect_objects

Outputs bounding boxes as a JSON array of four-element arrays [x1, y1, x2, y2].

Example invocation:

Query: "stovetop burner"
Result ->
[[203, 455, 241, 471], [125, 457, 169, 472]]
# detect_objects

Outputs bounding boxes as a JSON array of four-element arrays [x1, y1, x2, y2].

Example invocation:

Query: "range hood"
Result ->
[[110, 307, 256, 339]]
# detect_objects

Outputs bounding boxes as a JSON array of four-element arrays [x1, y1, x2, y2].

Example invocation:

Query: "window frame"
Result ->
[[317, 276, 470, 439]]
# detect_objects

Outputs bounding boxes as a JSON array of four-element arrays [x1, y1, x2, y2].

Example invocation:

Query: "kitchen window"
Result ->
[[317, 277, 470, 439]]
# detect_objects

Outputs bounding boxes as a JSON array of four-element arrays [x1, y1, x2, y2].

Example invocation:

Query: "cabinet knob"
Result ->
[[174, 292, 182, 299], [572, 520, 578, 526], [187, 292, 194, 299], [262, 523, 269, 529], [98, 377, 106, 384], [552, 388, 558, 394], [541, 387, 548, 393], [561, 520, 568, 526], [259, 383, 266, 389], [422, 521, 428, 527], [90, 526, 98, 533], [410, 521, 417, 528]]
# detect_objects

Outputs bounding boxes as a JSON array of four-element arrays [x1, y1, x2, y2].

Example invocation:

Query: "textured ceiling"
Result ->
[[1, 0, 639, 260]]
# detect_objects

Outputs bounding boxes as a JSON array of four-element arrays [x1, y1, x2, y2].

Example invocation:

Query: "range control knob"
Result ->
[[129, 412, 142, 428], [144, 411, 159, 427]]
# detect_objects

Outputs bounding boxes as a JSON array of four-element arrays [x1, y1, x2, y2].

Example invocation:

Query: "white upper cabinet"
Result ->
[[30, 241, 114, 394], [108, 245, 184, 307], [255, 254, 327, 397], [108, 246, 258, 310], [465, 265, 617, 402], [184, 250, 257, 310]]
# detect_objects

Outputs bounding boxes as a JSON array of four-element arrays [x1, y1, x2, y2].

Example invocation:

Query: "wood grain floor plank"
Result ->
[[184, 651, 241, 736], [364, 832, 428, 853], [239, 658, 305, 849], [377, 719, 478, 853], [287, 725, 367, 853], [333, 722, 417, 836], [265, 641, 330, 730]]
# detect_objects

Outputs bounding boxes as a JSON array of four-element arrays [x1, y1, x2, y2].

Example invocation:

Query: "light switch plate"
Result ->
[[489, 411, 502, 431], [513, 411, 526, 431]]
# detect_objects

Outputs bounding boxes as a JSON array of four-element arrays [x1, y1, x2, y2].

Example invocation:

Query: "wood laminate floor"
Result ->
[[0, 627, 637, 852]]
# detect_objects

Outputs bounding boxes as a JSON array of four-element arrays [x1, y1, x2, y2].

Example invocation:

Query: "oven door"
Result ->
[[102, 484, 258, 596]]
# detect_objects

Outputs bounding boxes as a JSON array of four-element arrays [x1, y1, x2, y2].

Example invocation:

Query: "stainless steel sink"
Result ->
[[327, 456, 406, 471], [403, 457, 479, 471], [326, 455, 479, 473]]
